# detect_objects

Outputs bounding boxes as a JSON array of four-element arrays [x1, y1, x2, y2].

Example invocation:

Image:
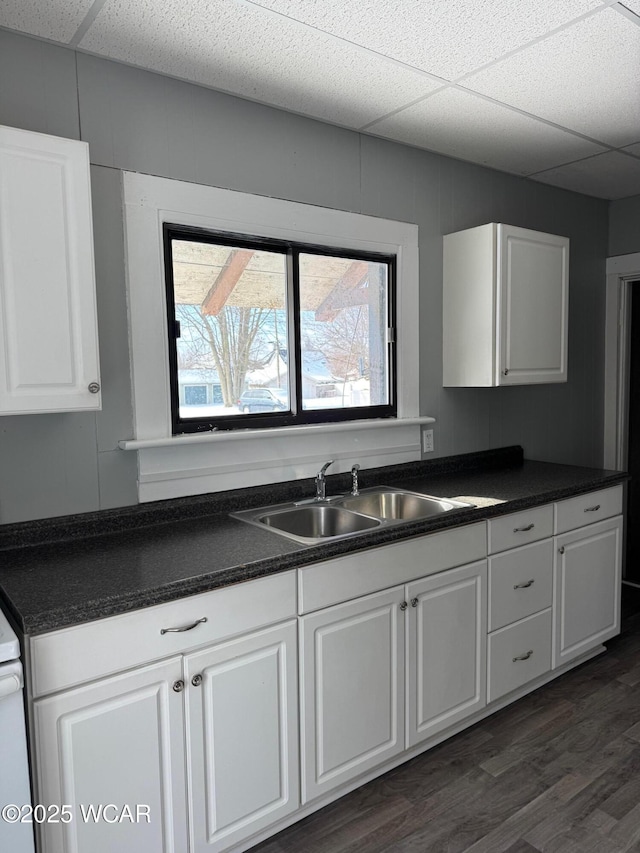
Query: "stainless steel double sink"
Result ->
[[231, 487, 474, 545]]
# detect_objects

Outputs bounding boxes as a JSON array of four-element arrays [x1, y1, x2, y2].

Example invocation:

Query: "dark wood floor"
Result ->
[[254, 615, 640, 853]]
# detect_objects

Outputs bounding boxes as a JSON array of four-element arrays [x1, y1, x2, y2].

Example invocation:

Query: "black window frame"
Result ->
[[163, 223, 397, 434]]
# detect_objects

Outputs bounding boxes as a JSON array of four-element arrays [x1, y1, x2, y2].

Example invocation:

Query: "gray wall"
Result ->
[[0, 29, 610, 524], [609, 194, 640, 257]]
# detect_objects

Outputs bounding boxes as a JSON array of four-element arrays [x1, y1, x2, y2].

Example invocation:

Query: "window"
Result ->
[[164, 224, 396, 434]]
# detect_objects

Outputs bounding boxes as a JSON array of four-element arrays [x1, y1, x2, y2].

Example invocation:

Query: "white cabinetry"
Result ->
[[299, 548, 488, 802], [443, 223, 569, 386], [300, 587, 405, 803], [406, 561, 486, 747], [0, 125, 100, 414], [553, 487, 623, 668], [487, 509, 554, 703], [33, 657, 187, 853], [29, 572, 298, 853], [185, 621, 299, 853]]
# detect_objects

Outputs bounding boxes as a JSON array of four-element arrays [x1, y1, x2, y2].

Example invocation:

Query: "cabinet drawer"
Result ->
[[488, 504, 553, 554], [488, 539, 553, 632], [487, 609, 552, 703], [298, 522, 486, 613], [29, 571, 297, 697], [554, 486, 623, 534]]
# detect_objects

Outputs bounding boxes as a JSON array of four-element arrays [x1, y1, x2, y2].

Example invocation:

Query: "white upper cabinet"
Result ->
[[443, 223, 569, 386], [0, 125, 101, 414]]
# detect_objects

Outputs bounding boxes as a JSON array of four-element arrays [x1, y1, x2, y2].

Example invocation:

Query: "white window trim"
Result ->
[[121, 172, 428, 502]]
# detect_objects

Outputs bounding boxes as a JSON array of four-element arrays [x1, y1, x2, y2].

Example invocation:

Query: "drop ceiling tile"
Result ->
[[0, 0, 94, 43], [368, 88, 606, 175], [620, 0, 640, 15], [532, 150, 640, 199], [78, 0, 440, 128], [248, 0, 604, 80], [464, 8, 640, 147]]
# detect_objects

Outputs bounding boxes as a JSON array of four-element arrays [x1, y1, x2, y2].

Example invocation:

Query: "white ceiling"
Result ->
[[2, 0, 640, 200]]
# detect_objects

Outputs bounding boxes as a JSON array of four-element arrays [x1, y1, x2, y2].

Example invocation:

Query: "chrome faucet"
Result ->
[[315, 460, 334, 501], [351, 464, 361, 496]]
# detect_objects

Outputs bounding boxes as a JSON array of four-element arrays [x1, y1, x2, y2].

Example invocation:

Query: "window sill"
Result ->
[[118, 416, 435, 451]]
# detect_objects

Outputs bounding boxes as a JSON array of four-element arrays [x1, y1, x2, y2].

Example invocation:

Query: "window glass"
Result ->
[[165, 227, 395, 433], [299, 253, 390, 412], [169, 238, 289, 422]]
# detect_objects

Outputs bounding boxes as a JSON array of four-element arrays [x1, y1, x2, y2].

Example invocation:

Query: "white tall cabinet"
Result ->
[[0, 125, 101, 413], [443, 223, 569, 386]]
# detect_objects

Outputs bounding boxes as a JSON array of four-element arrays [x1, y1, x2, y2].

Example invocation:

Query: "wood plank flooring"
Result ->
[[253, 616, 640, 853]]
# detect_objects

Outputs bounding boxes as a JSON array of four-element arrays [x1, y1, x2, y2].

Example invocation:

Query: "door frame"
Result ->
[[604, 252, 640, 470]]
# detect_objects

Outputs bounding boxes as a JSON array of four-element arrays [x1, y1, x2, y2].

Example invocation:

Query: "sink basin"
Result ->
[[335, 488, 469, 521], [256, 504, 380, 543], [230, 487, 474, 545]]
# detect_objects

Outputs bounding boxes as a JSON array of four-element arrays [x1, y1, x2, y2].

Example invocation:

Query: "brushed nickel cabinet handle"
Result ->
[[513, 650, 533, 662], [513, 579, 535, 589], [400, 601, 408, 611], [584, 504, 601, 512], [513, 523, 535, 533], [559, 546, 565, 555], [161, 616, 208, 635], [411, 598, 419, 608]]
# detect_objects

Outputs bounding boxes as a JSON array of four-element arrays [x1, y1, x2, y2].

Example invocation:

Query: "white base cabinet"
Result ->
[[301, 560, 488, 802], [554, 516, 622, 668], [406, 561, 486, 747], [30, 573, 299, 853], [299, 587, 405, 803], [185, 621, 299, 853], [33, 657, 188, 853], [26, 486, 624, 853]]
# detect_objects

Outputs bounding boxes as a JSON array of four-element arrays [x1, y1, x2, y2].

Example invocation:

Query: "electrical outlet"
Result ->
[[422, 429, 434, 453]]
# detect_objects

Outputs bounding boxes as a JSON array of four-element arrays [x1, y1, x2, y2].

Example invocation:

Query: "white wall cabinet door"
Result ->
[[300, 586, 405, 803], [0, 125, 101, 413], [498, 224, 569, 385], [406, 560, 487, 748], [554, 516, 623, 668], [32, 657, 187, 853], [443, 223, 568, 386], [184, 621, 299, 853]]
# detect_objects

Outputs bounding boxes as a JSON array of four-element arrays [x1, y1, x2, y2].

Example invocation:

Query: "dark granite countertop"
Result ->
[[0, 447, 627, 636]]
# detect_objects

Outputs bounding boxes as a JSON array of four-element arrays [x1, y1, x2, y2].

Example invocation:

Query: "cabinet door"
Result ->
[[184, 621, 299, 853], [300, 587, 405, 803], [498, 224, 569, 385], [554, 516, 622, 668], [33, 657, 187, 853], [406, 561, 487, 748], [0, 125, 101, 413]]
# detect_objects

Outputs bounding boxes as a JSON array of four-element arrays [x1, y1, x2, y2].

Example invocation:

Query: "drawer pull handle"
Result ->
[[513, 523, 535, 533], [513, 579, 535, 589], [161, 617, 208, 635], [513, 649, 534, 662], [584, 504, 601, 513]]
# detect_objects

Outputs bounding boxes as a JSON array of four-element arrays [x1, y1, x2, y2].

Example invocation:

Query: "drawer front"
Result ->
[[488, 539, 553, 632], [29, 570, 297, 697], [298, 522, 487, 614], [487, 609, 552, 703], [488, 504, 553, 554], [554, 485, 623, 534]]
